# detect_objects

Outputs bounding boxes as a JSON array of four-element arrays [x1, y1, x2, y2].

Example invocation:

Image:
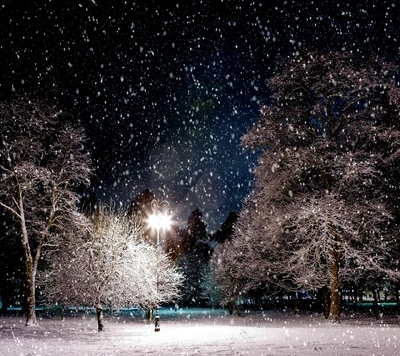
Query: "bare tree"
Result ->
[[0, 96, 91, 326], [41, 204, 183, 332], [224, 51, 400, 322]]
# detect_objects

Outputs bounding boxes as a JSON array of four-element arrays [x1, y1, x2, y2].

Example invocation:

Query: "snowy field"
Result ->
[[1, 308, 399, 356]]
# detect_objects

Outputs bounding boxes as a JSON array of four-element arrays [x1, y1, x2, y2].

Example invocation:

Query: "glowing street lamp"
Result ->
[[147, 199, 171, 332], [147, 210, 172, 246]]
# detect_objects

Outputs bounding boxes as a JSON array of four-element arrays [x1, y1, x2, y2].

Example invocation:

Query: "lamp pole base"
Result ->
[[154, 311, 160, 332]]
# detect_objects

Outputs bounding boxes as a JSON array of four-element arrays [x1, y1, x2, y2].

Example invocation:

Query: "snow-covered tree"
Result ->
[[41, 204, 183, 331], [0, 96, 91, 326], [222, 51, 400, 322]]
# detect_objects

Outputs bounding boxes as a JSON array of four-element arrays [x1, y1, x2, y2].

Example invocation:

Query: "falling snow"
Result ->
[[1, 0, 398, 229]]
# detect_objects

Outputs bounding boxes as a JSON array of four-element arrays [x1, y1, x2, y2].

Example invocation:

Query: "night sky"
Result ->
[[1, 0, 399, 231]]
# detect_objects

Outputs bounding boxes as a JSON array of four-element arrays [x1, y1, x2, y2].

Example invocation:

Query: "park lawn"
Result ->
[[0, 308, 399, 355]]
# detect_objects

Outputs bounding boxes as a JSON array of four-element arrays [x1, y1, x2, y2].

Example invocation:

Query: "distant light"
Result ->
[[147, 212, 172, 230]]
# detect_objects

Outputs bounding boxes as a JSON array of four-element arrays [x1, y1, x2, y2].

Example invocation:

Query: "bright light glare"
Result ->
[[147, 212, 172, 230]]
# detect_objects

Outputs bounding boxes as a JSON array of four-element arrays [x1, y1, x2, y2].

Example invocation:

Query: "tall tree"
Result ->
[[178, 208, 211, 306], [229, 51, 400, 322], [185, 208, 208, 253], [0, 96, 91, 326]]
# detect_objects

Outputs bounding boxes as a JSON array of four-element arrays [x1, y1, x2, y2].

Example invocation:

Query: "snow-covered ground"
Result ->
[[0, 308, 399, 355]]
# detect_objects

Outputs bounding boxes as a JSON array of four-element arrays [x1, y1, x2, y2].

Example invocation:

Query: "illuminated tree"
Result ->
[[0, 96, 91, 326], [41, 204, 183, 332]]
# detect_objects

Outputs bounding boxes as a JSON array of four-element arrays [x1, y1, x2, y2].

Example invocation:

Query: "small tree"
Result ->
[[0, 96, 91, 326], [41, 204, 183, 331]]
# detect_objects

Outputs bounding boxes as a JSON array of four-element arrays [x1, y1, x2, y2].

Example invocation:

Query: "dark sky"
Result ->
[[1, 0, 399, 231]]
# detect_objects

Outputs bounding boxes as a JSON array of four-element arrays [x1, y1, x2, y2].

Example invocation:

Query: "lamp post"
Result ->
[[147, 199, 171, 332]]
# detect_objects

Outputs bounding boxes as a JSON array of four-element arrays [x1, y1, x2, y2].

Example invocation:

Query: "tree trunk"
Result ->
[[234, 302, 243, 317], [293, 292, 299, 314], [227, 302, 234, 315], [372, 289, 380, 320], [146, 308, 153, 323], [96, 306, 105, 332], [328, 253, 341, 323], [19, 193, 38, 326], [61, 305, 65, 321], [25, 260, 37, 326]]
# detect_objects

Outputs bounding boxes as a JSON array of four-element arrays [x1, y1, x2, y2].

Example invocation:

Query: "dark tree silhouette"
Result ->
[[178, 208, 211, 306], [212, 211, 238, 244], [127, 189, 157, 221]]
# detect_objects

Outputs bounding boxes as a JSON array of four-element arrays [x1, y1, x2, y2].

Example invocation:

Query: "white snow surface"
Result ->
[[1, 308, 399, 355]]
